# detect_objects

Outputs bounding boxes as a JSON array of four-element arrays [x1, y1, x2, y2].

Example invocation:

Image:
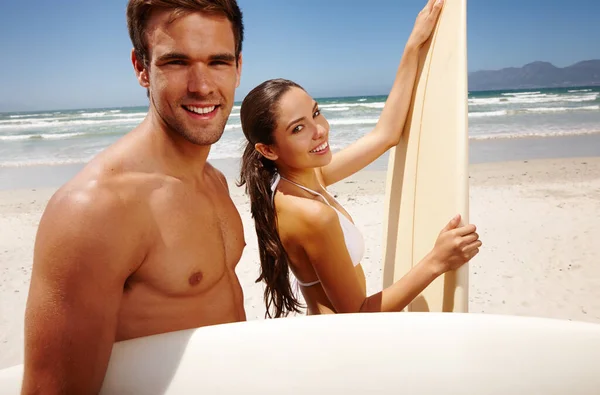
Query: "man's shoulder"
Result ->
[[44, 173, 135, 232], [37, 166, 154, 263], [45, 154, 160, 228], [33, 169, 150, 286]]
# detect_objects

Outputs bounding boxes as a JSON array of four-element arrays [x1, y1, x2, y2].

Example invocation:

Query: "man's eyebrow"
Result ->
[[155, 52, 236, 64], [155, 52, 189, 63], [286, 102, 319, 130], [210, 53, 236, 63]]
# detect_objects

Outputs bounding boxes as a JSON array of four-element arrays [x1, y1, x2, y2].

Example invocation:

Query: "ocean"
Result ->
[[1, 86, 599, 168]]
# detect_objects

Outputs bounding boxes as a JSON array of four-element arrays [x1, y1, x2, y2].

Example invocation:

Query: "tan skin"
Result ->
[[21, 11, 244, 395], [256, 0, 482, 314]]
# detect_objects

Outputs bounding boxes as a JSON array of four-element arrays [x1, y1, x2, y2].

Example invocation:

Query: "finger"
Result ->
[[463, 240, 483, 252], [461, 232, 479, 245], [432, 0, 444, 14], [425, 0, 437, 13], [454, 223, 477, 236], [465, 248, 479, 260], [441, 214, 461, 233]]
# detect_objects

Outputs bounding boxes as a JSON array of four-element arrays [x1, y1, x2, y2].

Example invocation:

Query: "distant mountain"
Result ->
[[468, 60, 600, 91]]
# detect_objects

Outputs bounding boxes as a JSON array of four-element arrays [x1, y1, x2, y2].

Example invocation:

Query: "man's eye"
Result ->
[[211, 61, 231, 66]]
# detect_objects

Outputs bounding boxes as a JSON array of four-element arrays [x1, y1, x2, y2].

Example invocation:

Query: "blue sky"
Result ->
[[0, 0, 598, 112]]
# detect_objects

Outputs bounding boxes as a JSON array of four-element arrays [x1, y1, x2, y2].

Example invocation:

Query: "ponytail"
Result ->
[[238, 142, 304, 318]]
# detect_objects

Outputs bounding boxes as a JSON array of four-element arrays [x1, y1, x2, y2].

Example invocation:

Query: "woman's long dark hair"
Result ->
[[237, 78, 305, 318]]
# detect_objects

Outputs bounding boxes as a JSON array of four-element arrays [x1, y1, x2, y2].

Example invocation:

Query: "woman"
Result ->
[[238, 0, 481, 318]]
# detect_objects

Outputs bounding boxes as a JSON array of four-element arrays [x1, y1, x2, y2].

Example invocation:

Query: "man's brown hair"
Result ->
[[126, 0, 244, 68]]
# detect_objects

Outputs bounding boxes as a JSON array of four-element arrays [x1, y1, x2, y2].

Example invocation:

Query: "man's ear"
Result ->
[[255, 142, 278, 161], [131, 49, 150, 88]]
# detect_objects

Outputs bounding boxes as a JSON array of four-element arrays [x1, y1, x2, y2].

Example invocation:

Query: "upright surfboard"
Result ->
[[381, 0, 470, 312]]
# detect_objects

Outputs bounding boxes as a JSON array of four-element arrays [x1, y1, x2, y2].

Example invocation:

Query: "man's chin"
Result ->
[[179, 129, 225, 147]]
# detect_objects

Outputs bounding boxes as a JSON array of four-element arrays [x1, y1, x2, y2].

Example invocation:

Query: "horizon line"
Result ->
[[1, 82, 599, 114]]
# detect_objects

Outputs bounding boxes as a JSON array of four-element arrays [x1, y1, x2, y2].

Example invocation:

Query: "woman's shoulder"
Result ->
[[275, 191, 341, 240]]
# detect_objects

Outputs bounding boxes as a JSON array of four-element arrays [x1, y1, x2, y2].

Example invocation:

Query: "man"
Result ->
[[21, 1, 246, 393]]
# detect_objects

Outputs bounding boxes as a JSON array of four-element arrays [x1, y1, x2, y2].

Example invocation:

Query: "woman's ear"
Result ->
[[255, 143, 279, 161]]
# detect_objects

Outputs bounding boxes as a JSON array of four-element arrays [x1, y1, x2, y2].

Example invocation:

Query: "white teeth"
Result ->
[[186, 105, 216, 114], [310, 142, 328, 153]]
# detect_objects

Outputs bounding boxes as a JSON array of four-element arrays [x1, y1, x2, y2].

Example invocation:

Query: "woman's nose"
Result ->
[[314, 123, 327, 139]]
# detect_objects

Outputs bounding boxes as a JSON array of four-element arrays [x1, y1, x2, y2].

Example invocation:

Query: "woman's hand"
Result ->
[[427, 214, 481, 275], [407, 0, 444, 50]]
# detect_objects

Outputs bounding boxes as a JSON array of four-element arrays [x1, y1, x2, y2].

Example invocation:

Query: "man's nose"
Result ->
[[188, 64, 215, 96]]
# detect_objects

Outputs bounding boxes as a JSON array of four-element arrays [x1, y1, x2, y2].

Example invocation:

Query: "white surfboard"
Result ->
[[2, 313, 600, 394], [381, 0, 470, 312]]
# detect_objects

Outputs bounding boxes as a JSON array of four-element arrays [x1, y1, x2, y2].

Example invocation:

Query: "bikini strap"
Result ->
[[270, 172, 281, 206], [279, 175, 334, 207]]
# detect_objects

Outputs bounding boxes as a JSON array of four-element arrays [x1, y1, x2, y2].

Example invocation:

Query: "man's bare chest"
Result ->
[[130, 186, 245, 296]]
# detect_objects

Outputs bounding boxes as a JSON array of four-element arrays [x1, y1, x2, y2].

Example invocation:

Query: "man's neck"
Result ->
[[145, 109, 211, 179]]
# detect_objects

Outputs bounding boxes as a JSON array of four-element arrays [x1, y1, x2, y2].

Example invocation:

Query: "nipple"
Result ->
[[188, 271, 203, 286]]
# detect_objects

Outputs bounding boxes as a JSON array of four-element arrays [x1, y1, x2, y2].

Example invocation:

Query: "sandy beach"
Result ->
[[1, 155, 600, 369]]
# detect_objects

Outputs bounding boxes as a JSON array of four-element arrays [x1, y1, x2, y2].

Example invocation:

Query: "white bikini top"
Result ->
[[270, 173, 365, 287]]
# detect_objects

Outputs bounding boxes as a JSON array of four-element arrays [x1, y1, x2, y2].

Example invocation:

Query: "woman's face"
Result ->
[[268, 87, 332, 171]]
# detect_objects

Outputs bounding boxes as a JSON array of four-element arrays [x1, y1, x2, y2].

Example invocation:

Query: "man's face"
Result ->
[[134, 10, 242, 146]]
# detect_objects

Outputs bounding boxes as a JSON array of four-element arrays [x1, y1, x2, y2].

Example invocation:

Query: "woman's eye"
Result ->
[[293, 125, 304, 133], [314, 110, 321, 117]]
